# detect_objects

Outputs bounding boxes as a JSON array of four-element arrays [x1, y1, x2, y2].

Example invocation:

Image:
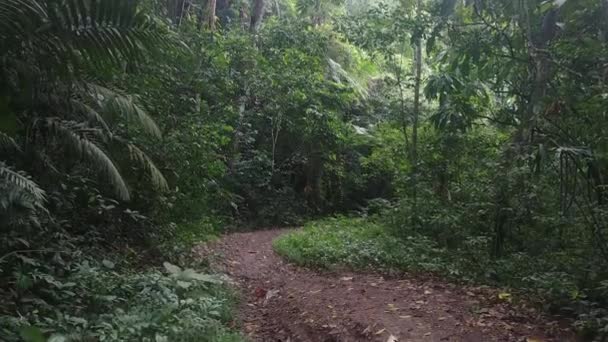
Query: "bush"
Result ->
[[273, 216, 448, 272], [0, 258, 242, 342]]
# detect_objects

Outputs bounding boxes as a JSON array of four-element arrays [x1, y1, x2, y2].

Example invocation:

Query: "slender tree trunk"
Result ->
[[411, 0, 423, 224], [270, 113, 282, 175], [206, 0, 217, 30], [250, 0, 265, 32], [274, 0, 281, 19], [395, 57, 410, 155], [228, 91, 249, 174]]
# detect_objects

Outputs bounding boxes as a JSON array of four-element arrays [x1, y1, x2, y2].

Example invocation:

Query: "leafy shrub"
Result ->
[[274, 216, 448, 273], [0, 259, 242, 342]]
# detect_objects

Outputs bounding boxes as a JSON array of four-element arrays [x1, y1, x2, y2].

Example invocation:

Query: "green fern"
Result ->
[[0, 161, 46, 207], [0, 132, 22, 153]]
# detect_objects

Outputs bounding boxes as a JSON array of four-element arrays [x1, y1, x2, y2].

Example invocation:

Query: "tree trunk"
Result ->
[[166, 0, 189, 26], [411, 0, 422, 225], [250, 0, 265, 32], [206, 0, 217, 30]]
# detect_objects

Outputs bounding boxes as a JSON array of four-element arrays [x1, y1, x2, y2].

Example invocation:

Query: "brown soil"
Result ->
[[196, 228, 576, 342]]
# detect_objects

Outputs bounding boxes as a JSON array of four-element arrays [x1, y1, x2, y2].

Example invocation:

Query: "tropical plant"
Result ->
[[0, 0, 168, 222]]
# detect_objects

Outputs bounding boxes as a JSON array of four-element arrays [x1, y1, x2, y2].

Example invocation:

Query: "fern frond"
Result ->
[[70, 98, 112, 134], [49, 0, 163, 69], [0, 132, 22, 153], [83, 83, 161, 137], [0, 162, 46, 205], [0, 0, 47, 40], [46, 119, 130, 200], [1, 0, 164, 75], [327, 58, 368, 98], [127, 144, 169, 192]]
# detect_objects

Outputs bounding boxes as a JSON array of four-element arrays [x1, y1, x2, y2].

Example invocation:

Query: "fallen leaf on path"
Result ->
[[498, 292, 512, 302], [375, 328, 386, 335], [424, 332, 431, 336], [386, 334, 398, 342], [341, 276, 353, 281], [263, 289, 279, 304], [399, 315, 411, 319]]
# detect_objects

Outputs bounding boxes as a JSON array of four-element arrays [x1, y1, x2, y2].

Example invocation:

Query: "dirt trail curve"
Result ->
[[195, 229, 576, 342]]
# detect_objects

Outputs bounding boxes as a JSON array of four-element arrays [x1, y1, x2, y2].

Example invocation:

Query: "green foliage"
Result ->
[[0, 255, 242, 342], [274, 217, 447, 272], [0, 0, 168, 211]]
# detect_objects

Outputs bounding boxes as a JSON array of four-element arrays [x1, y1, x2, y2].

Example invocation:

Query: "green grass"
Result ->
[[273, 216, 449, 273]]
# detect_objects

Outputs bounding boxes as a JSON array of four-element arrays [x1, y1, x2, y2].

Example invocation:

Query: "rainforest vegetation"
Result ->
[[1, 0, 608, 340]]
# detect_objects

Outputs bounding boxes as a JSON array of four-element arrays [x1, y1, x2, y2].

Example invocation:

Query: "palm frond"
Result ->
[[46, 119, 130, 200], [70, 98, 112, 134], [1, 0, 164, 75], [0, 132, 22, 153], [0, 162, 46, 205], [84, 83, 162, 137], [327, 58, 368, 98], [127, 144, 169, 192], [0, 0, 47, 40]]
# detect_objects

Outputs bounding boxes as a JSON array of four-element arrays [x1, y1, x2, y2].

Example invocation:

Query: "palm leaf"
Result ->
[[45, 119, 130, 200], [1, 0, 164, 76], [0, 132, 22, 153], [83, 83, 162, 137], [70, 98, 112, 134], [0, 162, 46, 205], [327, 58, 368, 98], [127, 144, 169, 192]]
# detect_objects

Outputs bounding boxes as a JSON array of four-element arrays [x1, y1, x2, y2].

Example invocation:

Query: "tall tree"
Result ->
[[410, 0, 423, 222]]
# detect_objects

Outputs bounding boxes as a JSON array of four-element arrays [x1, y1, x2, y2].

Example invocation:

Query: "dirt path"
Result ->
[[196, 229, 575, 342]]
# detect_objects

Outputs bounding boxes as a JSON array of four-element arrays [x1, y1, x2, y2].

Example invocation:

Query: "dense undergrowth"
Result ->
[[1, 256, 241, 342], [275, 217, 608, 338], [0, 222, 242, 342]]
